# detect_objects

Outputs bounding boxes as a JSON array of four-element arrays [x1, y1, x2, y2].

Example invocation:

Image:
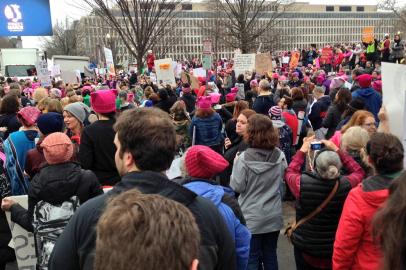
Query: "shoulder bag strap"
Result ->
[[292, 179, 339, 231]]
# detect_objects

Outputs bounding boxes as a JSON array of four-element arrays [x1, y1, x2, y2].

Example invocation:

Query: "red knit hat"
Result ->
[[185, 145, 229, 179], [356, 74, 372, 88], [41, 132, 73, 165], [17, 106, 41, 126], [91, 89, 118, 113]]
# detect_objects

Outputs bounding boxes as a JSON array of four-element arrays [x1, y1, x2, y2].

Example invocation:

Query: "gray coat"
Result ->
[[230, 148, 287, 234], [391, 40, 405, 59]]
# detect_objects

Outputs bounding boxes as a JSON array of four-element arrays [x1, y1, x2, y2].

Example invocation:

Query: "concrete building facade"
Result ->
[[76, 2, 398, 66]]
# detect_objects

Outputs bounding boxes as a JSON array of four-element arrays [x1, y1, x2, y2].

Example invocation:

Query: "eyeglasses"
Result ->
[[363, 122, 377, 128]]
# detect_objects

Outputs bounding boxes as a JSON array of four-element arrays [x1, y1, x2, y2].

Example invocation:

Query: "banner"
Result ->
[[0, 0, 52, 36], [154, 58, 175, 85], [289, 51, 300, 69], [362, 27, 374, 43], [255, 53, 273, 75], [104, 47, 115, 76], [6, 195, 36, 270], [233, 54, 255, 77], [382, 63, 406, 164]]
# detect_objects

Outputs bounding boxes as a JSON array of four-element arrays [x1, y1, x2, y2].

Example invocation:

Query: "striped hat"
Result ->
[[269, 106, 282, 120]]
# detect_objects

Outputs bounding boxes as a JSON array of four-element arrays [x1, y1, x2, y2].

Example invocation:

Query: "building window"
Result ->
[[326, 6, 334, 12], [339, 6, 352, 12], [356, 6, 364, 12], [182, 4, 192, 10]]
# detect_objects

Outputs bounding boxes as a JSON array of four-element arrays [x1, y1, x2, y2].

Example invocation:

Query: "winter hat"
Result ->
[[348, 97, 365, 111], [372, 80, 382, 93], [272, 73, 279, 79], [269, 106, 282, 120], [197, 96, 212, 109], [17, 107, 41, 126], [144, 100, 153, 107], [226, 93, 237, 102], [23, 87, 34, 96], [316, 75, 325, 85], [37, 113, 64, 135], [41, 132, 73, 165], [64, 102, 86, 123], [329, 77, 345, 90], [356, 74, 372, 88], [209, 93, 221, 104], [250, 80, 258, 87], [49, 88, 62, 99], [230, 87, 238, 94], [279, 75, 287, 81], [91, 89, 118, 114], [185, 145, 229, 179]]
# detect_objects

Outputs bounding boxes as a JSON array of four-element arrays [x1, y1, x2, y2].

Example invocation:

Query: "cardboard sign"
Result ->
[[181, 72, 199, 90], [233, 54, 255, 77], [289, 51, 300, 69], [193, 67, 206, 78], [382, 63, 406, 167], [104, 47, 115, 76], [154, 58, 175, 85], [362, 27, 374, 43], [6, 195, 37, 270], [255, 53, 273, 75], [202, 54, 212, 70], [203, 39, 212, 54], [320, 47, 333, 65]]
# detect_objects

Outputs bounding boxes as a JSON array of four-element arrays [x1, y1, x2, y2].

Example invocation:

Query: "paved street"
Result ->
[[279, 201, 296, 270]]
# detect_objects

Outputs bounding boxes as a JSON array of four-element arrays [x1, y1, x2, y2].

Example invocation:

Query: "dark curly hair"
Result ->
[[366, 132, 404, 174]]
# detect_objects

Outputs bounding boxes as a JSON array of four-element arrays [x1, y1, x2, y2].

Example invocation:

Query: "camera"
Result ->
[[310, 141, 323, 150]]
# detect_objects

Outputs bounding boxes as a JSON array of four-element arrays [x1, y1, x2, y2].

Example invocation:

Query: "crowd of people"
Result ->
[[0, 36, 404, 270]]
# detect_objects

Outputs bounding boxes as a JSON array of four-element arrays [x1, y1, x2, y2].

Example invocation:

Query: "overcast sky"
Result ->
[[22, 0, 391, 49]]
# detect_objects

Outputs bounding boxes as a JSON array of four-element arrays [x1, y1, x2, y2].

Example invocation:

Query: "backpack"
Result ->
[[33, 196, 80, 270]]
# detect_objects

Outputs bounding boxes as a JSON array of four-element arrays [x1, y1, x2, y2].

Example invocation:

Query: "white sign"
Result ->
[[52, 65, 61, 77], [233, 54, 255, 77], [202, 54, 212, 70], [154, 58, 175, 85], [203, 39, 212, 54], [382, 63, 406, 162], [37, 60, 51, 87], [104, 47, 115, 76], [61, 71, 79, 84], [193, 67, 206, 78], [6, 195, 37, 270]]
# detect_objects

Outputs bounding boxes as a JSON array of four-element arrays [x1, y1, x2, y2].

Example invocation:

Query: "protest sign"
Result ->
[[320, 47, 333, 65], [193, 67, 206, 78], [233, 54, 255, 77], [202, 54, 212, 70], [289, 51, 300, 69], [37, 60, 51, 87], [362, 27, 374, 43], [202, 39, 212, 54], [282, 56, 290, 64], [255, 53, 273, 75], [181, 72, 199, 90], [52, 65, 61, 77], [154, 58, 176, 85], [382, 63, 406, 164], [6, 195, 36, 270], [104, 47, 115, 76]]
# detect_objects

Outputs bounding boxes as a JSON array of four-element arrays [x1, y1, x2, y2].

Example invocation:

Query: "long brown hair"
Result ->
[[232, 100, 249, 120], [245, 114, 279, 150], [373, 171, 406, 270]]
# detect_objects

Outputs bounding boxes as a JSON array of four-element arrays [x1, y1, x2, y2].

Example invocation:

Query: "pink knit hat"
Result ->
[[330, 77, 345, 90], [91, 89, 118, 114], [185, 145, 229, 179], [226, 93, 237, 102], [372, 80, 382, 93], [250, 80, 258, 87], [41, 132, 73, 165], [197, 96, 212, 109], [17, 107, 41, 126], [230, 87, 238, 93], [209, 93, 221, 104]]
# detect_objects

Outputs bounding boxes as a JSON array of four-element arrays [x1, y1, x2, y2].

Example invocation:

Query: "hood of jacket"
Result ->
[[184, 179, 224, 206], [241, 148, 283, 175], [360, 173, 399, 208], [111, 171, 197, 206], [29, 162, 84, 205], [356, 87, 376, 98]]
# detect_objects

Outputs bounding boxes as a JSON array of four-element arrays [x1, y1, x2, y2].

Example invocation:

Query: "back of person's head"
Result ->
[[283, 95, 294, 110], [17, 106, 41, 127], [37, 112, 64, 136], [341, 126, 369, 152], [259, 79, 270, 92], [342, 110, 374, 133], [118, 90, 128, 101], [232, 100, 249, 119], [313, 86, 326, 97], [33, 88, 49, 104], [334, 88, 352, 112], [245, 114, 279, 150], [0, 94, 19, 114], [41, 132, 73, 165], [367, 133, 404, 174], [291, 87, 304, 101], [114, 108, 176, 172], [373, 171, 406, 270], [47, 99, 63, 114], [314, 150, 342, 180], [94, 189, 200, 270]]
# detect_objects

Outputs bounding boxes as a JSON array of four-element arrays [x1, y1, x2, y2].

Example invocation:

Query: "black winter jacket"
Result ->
[[9, 162, 103, 232], [49, 171, 237, 270], [322, 104, 343, 139]]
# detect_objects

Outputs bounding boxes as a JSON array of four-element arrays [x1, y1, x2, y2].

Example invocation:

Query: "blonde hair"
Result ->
[[341, 126, 370, 168], [33, 88, 49, 103]]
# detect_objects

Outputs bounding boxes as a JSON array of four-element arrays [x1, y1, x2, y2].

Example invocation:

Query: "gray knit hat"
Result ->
[[64, 102, 86, 123]]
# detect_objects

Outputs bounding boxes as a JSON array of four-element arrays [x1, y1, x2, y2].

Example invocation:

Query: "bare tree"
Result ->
[[41, 21, 85, 58], [379, 0, 406, 32], [206, 0, 292, 53], [82, 0, 182, 74]]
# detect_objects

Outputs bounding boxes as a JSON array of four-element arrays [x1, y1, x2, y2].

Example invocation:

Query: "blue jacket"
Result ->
[[190, 113, 223, 147], [352, 88, 382, 121], [184, 180, 251, 270]]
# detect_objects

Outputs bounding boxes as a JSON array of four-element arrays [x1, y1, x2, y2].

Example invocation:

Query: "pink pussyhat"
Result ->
[[209, 93, 221, 104], [197, 96, 212, 109], [231, 87, 238, 93]]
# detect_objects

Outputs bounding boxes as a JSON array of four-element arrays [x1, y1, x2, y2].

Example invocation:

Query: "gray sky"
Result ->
[[22, 0, 386, 49]]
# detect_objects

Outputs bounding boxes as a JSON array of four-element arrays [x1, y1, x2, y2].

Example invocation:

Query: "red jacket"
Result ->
[[334, 53, 344, 67], [333, 173, 400, 270], [282, 110, 298, 145]]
